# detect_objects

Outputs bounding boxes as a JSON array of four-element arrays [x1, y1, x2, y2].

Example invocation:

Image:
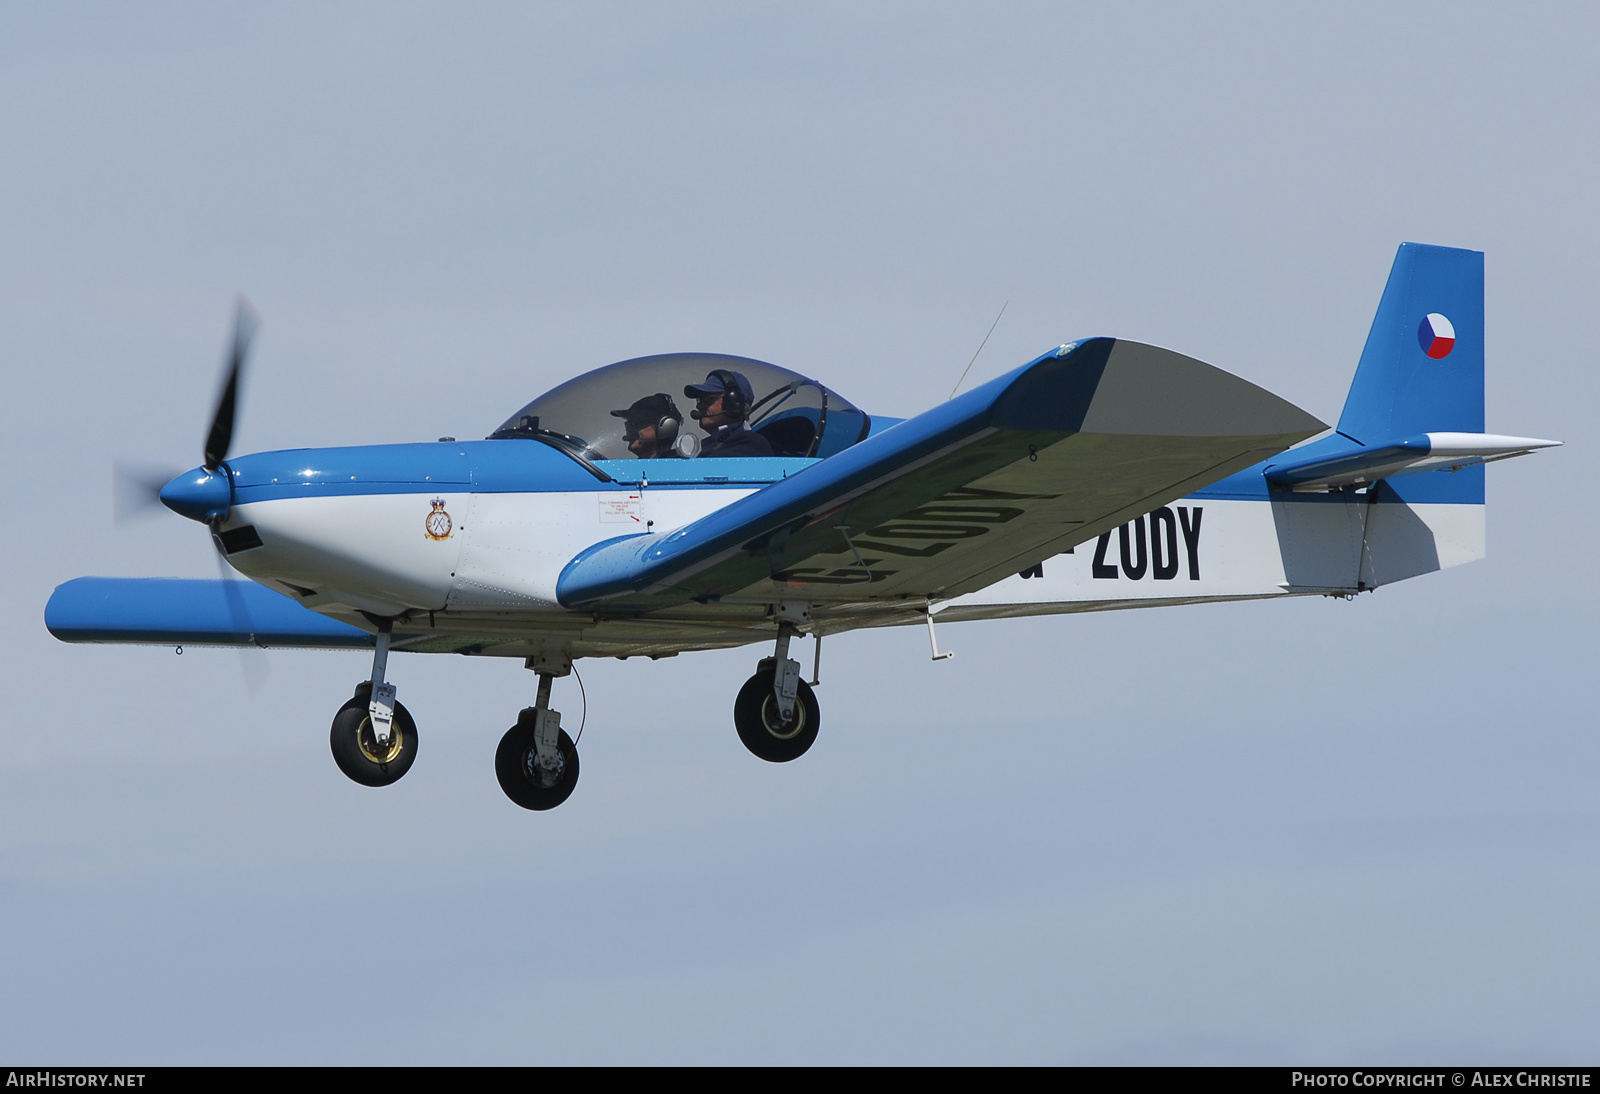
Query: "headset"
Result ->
[[623, 395, 681, 448], [654, 407, 681, 445], [689, 369, 748, 420]]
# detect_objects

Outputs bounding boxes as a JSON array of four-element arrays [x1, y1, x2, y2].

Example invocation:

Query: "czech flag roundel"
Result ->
[[1418, 313, 1456, 359]]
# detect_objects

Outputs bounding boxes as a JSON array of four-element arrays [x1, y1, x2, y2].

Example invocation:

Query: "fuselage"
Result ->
[[174, 436, 1485, 645]]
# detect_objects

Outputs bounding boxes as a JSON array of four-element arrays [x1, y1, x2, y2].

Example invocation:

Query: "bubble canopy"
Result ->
[[491, 352, 871, 461]]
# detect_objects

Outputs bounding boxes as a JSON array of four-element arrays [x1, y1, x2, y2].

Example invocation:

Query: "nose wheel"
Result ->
[[330, 682, 419, 786]]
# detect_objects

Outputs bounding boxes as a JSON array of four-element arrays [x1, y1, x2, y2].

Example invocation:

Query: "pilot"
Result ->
[[609, 393, 684, 459], [684, 369, 774, 458]]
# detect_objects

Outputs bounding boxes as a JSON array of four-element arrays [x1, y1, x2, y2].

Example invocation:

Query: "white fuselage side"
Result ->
[[226, 486, 758, 617], [226, 478, 1484, 634], [948, 495, 1484, 620]]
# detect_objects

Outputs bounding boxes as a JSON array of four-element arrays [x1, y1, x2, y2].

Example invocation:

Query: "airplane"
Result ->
[[45, 243, 1559, 811]]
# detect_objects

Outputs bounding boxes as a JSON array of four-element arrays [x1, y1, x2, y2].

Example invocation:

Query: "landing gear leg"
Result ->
[[330, 621, 419, 786], [771, 620, 803, 725], [496, 653, 580, 810], [734, 606, 821, 762]]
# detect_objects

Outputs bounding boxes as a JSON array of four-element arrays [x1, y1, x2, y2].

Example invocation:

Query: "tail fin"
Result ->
[[1336, 242, 1484, 444]]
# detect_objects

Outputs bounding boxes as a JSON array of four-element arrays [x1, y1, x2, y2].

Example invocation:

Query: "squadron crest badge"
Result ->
[[424, 498, 453, 540]]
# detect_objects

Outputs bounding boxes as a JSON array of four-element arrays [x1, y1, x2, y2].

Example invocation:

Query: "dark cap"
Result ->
[[683, 369, 755, 410], [609, 393, 680, 428]]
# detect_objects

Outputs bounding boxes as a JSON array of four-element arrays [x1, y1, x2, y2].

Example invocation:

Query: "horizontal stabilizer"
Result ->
[[558, 338, 1325, 612], [45, 577, 373, 648], [1264, 432, 1560, 492]]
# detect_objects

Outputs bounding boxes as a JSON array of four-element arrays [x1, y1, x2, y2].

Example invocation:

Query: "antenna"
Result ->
[[948, 301, 1008, 401]]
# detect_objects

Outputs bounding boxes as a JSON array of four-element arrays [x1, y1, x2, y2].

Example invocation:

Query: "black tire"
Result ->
[[329, 689, 418, 787], [495, 713, 580, 811], [734, 666, 820, 762]]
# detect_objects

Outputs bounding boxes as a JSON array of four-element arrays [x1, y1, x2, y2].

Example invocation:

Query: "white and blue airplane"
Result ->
[[47, 243, 1558, 811]]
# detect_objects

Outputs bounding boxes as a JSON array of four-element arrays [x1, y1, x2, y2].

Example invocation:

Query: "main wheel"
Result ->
[[734, 667, 820, 762], [495, 716, 580, 811], [330, 690, 419, 787]]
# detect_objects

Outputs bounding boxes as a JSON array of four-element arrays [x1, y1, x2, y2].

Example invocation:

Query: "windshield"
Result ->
[[491, 352, 869, 461]]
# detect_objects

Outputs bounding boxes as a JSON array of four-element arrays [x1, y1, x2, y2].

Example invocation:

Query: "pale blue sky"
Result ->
[[2, 2, 1595, 1063]]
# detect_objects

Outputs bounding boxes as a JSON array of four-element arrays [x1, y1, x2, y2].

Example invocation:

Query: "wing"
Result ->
[[46, 577, 374, 648], [557, 338, 1327, 612]]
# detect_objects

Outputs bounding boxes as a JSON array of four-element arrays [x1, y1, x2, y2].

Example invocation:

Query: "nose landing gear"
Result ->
[[330, 681, 419, 786], [331, 622, 419, 787]]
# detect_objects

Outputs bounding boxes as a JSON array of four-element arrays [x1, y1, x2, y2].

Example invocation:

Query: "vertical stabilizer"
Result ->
[[1336, 243, 1484, 445]]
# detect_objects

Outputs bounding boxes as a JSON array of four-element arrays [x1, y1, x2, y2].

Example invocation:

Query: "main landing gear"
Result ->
[[734, 605, 821, 763], [330, 623, 419, 787], [328, 611, 828, 808], [495, 653, 580, 811]]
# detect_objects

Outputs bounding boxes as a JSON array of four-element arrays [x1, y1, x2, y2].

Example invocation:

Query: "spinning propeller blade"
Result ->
[[203, 298, 260, 473], [112, 460, 182, 523], [214, 549, 268, 695], [119, 298, 261, 525]]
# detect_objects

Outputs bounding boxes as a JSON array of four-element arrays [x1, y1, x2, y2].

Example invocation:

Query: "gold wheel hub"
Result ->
[[760, 695, 805, 740], [357, 716, 405, 765]]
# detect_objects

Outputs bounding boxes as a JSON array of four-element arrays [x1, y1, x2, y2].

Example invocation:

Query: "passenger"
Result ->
[[609, 393, 685, 459], [684, 369, 774, 457]]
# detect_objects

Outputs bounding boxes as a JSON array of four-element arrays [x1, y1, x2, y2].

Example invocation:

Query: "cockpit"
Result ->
[[490, 352, 871, 463]]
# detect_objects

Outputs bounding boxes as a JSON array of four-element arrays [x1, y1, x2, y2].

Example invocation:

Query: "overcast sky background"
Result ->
[[2, 2, 1597, 1064]]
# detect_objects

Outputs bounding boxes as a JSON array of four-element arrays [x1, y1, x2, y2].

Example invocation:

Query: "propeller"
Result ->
[[204, 298, 260, 473], [112, 460, 182, 523], [215, 549, 269, 695], [123, 299, 260, 525], [203, 299, 268, 690], [111, 299, 270, 690]]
